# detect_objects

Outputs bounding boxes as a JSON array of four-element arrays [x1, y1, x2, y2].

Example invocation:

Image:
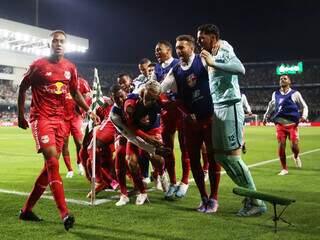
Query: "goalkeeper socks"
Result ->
[[63, 155, 73, 172], [278, 145, 287, 170], [215, 154, 256, 190], [22, 166, 48, 212], [46, 156, 68, 219]]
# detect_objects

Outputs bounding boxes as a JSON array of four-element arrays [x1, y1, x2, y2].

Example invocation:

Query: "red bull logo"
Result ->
[[44, 81, 68, 95], [186, 74, 197, 88]]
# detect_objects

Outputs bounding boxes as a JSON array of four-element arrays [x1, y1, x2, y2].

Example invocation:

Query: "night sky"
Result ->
[[0, 0, 319, 64]]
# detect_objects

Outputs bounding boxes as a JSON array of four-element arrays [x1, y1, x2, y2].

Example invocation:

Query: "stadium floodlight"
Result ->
[[276, 61, 303, 75], [0, 28, 88, 56]]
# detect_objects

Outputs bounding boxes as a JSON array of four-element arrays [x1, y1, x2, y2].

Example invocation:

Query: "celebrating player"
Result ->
[[263, 74, 308, 175], [197, 23, 267, 216], [17, 30, 99, 230]]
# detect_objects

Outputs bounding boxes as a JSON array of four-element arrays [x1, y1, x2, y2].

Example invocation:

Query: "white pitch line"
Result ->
[[0, 188, 110, 206], [0, 148, 319, 205], [186, 148, 320, 183]]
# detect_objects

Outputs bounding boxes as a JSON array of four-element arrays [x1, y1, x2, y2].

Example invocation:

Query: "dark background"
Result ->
[[0, 0, 319, 63]]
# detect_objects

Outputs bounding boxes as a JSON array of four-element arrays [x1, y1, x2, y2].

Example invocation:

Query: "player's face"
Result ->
[[50, 33, 66, 57], [143, 89, 159, 108], [148, 65, 155, 77], [118, 75, 132, 93], [175, 40, 194, 64], [112, 89, 127, 107], [155, 43, 171, 63], [197, 31, 217, 52], [139, 63, 149, 77], [279, 75, 291, 87]]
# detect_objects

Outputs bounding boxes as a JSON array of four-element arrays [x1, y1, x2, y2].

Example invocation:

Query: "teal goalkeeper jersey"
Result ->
[[208, 40, 245, 104]]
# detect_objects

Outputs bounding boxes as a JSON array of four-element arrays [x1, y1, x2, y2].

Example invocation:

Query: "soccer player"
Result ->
[[161, 35, 221, 213], [17, 30, 99, 230], [63, 76, 91, 178], [133, 58, 151, 92], [117, 73, 134, 94], [263, 74, 308, 175], [109, 84, 170, 206], [153, 40, 191, 199], [197, 23, 267, 216]]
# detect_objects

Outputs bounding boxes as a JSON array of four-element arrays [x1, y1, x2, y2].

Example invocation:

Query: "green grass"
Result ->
[[0, 126, 320, 240]]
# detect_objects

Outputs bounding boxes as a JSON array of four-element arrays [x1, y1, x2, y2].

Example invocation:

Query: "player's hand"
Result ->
[[200, 49, 215, 67], [262, 118, 267, 126], [18, 115, 29, 129], [155, 146, 172, 158], [89, 112, 100, 125], [144, 135, 163, 147], [299, 117, 307, 123]]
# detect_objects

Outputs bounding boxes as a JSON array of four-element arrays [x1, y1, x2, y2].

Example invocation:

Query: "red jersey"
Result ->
[[20, 57, 78, 122], [64, 77, 91, 120]]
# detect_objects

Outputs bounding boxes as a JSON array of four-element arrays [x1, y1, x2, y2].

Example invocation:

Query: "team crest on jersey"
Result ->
[[45, 72, 52, 76], [64, 71, 71, 80], [186, 74, 197, 87], [41, 135, 49, 144]]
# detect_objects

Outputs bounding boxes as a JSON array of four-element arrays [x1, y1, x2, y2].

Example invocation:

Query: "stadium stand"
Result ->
[[0, 59, 319, 122]]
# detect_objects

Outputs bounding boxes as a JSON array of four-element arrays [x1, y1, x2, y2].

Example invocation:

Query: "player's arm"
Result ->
[[293, 91, 308, 122], [242, 94, 252, 115], [201, 49, 245, 75], [69, 68, 100, 124], [263, 92, 276, 125], [17, 66, 35, 129], [160, 68, 177, 93]]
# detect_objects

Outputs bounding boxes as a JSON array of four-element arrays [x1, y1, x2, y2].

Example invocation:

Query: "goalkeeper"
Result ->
[[197, 23, 267, 216]]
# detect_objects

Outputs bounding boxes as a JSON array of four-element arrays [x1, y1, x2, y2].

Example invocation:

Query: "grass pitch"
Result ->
[[0, 126, 319, 240]]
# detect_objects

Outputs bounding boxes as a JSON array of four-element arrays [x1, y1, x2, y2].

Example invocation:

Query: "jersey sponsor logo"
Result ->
[[186, 74, 197, 87], [44, 82, 68, 95], [41, 135, 49, 144], [64, 71, 71, 80], [45, 72, 52, 76]]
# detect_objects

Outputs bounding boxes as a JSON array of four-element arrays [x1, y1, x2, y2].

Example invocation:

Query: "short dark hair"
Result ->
[[139, 58, 151, 65], [197, 24, 220, 39], [148, 62, 157, 68], [156, 40, 173, 50], [50, 30, 67, 38], [110, 84, 122, 95], [176, 35, 196, 48]]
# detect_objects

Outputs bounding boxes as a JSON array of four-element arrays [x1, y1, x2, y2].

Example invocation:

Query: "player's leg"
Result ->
[[175, 124, 190, 198], [184, 120, 208, 210], [62, 121, 73, 177], [276, 124, 288, 174], [160, 108, 177, 187], [213, 103, 266, 216], [126, 143, 147, 205], [201, 143, 209, 181], [203, 121, 221, 213], [289, 125, 301, 168], [115, 136, 129, 206], [70, 115, 85, 175]]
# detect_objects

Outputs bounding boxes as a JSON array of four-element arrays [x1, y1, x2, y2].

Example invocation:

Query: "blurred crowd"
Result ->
[[1, 61, 319, 122]]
